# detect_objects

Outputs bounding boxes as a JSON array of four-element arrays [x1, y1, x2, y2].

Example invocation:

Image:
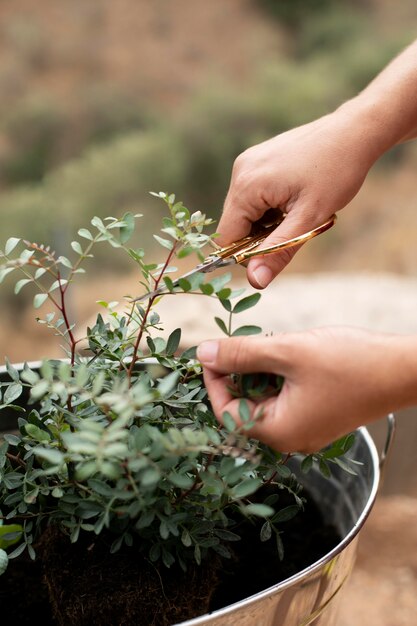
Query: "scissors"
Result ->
[[131, 211, 337, 303]]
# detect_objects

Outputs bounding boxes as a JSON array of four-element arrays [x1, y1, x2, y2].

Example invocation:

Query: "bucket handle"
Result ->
[[378, 413, 396, 483]]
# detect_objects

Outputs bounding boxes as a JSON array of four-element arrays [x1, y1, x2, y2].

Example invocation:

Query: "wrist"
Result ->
[[334, 96, 402, 166]]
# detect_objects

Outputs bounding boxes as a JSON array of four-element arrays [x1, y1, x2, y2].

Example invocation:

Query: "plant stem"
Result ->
[[57, 272, 77, 366], [127, 243, 179, 382]]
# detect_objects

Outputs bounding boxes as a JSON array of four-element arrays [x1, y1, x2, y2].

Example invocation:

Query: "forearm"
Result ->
[[337, 38, 417, 161], [389, 334, 417, 412]]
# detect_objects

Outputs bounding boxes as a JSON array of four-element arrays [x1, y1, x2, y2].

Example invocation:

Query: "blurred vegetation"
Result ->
[[0, 0, 415, 270]]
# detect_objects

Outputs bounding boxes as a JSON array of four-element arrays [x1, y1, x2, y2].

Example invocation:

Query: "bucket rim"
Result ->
[[176, 427, 380, 625], [0, 360, 381, 623]]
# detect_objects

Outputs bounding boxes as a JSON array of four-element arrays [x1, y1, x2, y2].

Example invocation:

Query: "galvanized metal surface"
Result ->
[[0, 363, 394, 626], [176, 420, 393, 626]]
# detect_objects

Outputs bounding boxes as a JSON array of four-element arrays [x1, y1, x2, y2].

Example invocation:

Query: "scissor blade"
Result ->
[[130, 255, 235, 303]]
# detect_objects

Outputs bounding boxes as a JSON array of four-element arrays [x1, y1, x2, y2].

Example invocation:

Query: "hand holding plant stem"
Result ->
[[198, 327, 417, 454]]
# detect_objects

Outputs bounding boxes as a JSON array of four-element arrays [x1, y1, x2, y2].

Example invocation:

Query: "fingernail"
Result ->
[[252, 265, 273, 289], [197, 341, 219, 365]]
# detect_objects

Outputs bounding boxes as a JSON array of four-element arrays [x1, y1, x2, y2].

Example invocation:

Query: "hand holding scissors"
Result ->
[[132, 211, 336, 303]]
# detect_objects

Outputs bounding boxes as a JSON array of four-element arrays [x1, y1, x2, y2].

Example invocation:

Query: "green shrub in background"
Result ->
[[0, 38, 407, 247], [0, 0, 412, 279], [0, 95, 67, 184], [0, 87, 153, 187]]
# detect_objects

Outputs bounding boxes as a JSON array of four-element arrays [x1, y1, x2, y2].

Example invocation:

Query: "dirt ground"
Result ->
[[339, 495, 417, 626]]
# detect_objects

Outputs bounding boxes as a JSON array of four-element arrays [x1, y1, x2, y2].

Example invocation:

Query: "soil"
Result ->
[[0, 487, 340, 625]]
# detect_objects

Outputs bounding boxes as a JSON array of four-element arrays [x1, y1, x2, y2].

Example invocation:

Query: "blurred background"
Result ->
[[0, 1, 416, 622], [0, 0, 417, 359]]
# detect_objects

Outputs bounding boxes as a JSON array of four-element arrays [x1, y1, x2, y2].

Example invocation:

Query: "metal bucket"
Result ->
[[176, 417, 395, 626], [0, 363, 395, 626]]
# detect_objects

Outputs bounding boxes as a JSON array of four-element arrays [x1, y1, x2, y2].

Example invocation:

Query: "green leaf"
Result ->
[[136, 511, 155, 530], [166, 328, 181, 355], [14, 279, 32, 295], [244, 503, 274, 517], [33, 293, 48, 309], [141, 468, 160, 487], [157, 371, 180, 397], [163, 276, 174, 292], [0, 267, 15, 284], [332, 457, 358, 476], [233, 293, 261, 314], [5, 359, 19, 382], [272, 505, 300, 523], [213, 529, 240, 541], [214, 317, 229, 336], [230, 478, 262, 499], [20, 367, 40, 385], [75, 364, 89, 387], [34, 447, 64, 465], [34, 267, 46, 279], [58, 256, 72, 269], [78, 228, 93, 240], [186, 272, 204, 291], [200, 283, 214, 296], [260, 520, 272, 542], [232, 325, 262, 337], [119, 212, 136, 244], [217, 288, 232, 300], [301, 455, 313, 474], [222, 411, 236, 433], [178, 278, 191, 292], [49, 279, 68, 292], [319, 458, 331, 478], [209, 272, 232, 293], [71, 241, 83, 254], [220, 298, 232, 312], [25, 424, 50, 442], [0, 549, 8, 575], [91, 216, 106, 231], [181, 346, 197, 359], [238, 399, 251, 423], [168, 473, 194, 489], [5, 238, 20, 256], [177, 246, 193, 259], [181, 529, 192, 547], [194, 544, 201, 565], [153, 235, 173, 250], [29, 380, 50, 401], [4, 383, 23, 405]]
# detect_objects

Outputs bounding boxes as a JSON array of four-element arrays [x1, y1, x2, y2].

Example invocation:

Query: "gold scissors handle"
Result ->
[[131, 213, 337, 303], [219, 213, 337, 264]]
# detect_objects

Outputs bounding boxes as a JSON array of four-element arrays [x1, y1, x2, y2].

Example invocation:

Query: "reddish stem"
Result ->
[[127, 244, 178, 383], [56, 271, 78, 414]]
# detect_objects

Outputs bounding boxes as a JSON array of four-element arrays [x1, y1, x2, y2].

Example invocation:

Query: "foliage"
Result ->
[[0, 192, 356, 575], [254, 0, 339, 32], [0, 17, 410, 252]]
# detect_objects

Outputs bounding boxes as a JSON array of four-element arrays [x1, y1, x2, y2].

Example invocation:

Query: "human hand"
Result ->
[[197, 327, 413, 453], [219, 108, 381, 288]]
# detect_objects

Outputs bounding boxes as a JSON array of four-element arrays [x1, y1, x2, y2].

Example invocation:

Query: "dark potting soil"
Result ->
[[0, 488, 341, 625], [210, 489, 341, 611]]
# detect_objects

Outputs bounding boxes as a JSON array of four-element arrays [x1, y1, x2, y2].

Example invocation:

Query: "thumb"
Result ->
[[247, 208, 328, 289], [197, 335, 288, 375]]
